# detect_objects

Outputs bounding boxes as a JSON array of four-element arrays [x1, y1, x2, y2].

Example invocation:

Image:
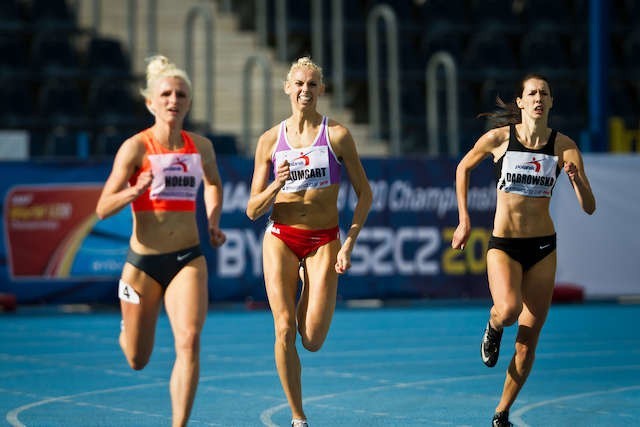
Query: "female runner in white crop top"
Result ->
[[246, 56, 372, 427]]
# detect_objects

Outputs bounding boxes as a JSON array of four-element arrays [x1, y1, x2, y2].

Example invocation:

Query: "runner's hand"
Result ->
[[335, 247, 351, 274], [275, 160, 290, 188], [209, 226, 227, 247]]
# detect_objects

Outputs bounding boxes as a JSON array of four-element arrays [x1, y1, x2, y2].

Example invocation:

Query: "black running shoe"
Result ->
[[481, 320, 503, 367], [492, 411, 512, 427]]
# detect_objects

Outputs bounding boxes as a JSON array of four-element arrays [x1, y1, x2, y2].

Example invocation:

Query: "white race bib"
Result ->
[[275, 146, 332, 192]]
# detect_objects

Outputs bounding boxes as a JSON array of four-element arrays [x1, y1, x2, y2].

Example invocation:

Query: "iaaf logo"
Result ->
[[164, 158, 188, 172], [515, 157, 542, 172], [290, 149, 317, 168]]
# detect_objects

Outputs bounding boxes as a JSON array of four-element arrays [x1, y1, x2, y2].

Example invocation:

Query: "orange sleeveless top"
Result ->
[[129, 129, 203, 212]]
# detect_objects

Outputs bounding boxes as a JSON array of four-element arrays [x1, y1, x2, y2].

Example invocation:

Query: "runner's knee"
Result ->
[[174, 329, 201, 359], [494, 301, 522, 326], [125, 349, 152, 370], [300, 326, 328, 352], [301, 337, 324, 352], [274, 321, 297, 349]]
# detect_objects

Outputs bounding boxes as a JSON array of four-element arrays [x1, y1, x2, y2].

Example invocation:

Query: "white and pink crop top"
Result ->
[[271, 116, 342, 193]]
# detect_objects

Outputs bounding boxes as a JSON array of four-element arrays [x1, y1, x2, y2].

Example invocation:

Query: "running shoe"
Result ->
[[481, 320, 503, 367], [492, 410, 513, 427], [291, 419, 308, 427]]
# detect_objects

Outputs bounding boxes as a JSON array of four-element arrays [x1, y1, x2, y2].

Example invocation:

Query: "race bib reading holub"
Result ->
[[275, 146, 332, 193], [147, 153, 202, 200]]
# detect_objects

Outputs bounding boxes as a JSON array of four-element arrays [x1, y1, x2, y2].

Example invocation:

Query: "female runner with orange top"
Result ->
[[246, 56, 372, 427], [96, 55, 226, 427], [452, 73, 595, 426]]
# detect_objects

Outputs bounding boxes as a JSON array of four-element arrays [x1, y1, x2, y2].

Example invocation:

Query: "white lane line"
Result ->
[[510, 385, 640, 427], [4, 370, 279, 427], [259, 365, 640, 426], [6, 382, 167, 427], [259, 372, 504, 425]]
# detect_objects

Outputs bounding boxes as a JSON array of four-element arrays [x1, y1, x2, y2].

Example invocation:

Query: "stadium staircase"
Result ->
[[77, 0, 388, 157]]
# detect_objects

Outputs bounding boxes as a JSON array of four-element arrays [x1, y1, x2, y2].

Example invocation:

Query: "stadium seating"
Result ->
[[622, 28, 640, 71], [43, 128, 84, 158], [609, 81, 640, 127], [88, 78, 141, 128], [37, 78, 89, 129], [1, 0, 638, 158], [419, 27, 466, 68], [548, 81, 588, 138], [29, 0, 76, 30], [30, 30, 85, 78], [479, 79, 518, 112], [461, 29, 520, 80], [467, 0, 521, 34], [518, 29, 573, 78], [0, 0, 26, 31], [86, 36, 132, 78], [0, 78, 37, 129], [519, 0, 575, 33], [0, 33, 30, 76], [420, 0, 469, 34], [0, 0, 167, 158], [93, 127, 136, 157]]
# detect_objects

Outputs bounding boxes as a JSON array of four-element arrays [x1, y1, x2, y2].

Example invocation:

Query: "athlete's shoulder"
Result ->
[[477, 125, 510, 149], [111, 131, 148, 170], [553, 130, 578, 151], [184, 132, 217, 165], [257, 123, 280, 147], [185, 130, 207, 142], [486, 125, 510, 140], [185, 131, 212, 150], [325, 118, 352, 142], [120, 131, 147, 155], [326, 117, 347, 132], [252, 123, 281, 159]]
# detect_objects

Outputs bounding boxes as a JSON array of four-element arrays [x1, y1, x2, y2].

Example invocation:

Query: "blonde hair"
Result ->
[[286, 56, 324, 85], [140, 55, 192, 99]]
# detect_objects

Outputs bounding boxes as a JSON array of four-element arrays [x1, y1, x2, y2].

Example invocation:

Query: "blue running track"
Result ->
[[2, 302, 639, 426]]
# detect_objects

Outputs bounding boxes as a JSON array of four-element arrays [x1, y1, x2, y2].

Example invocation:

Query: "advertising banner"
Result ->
[[5, 185, 104, 278], [551, 154, 640, 298], [0, 157, 496, 303], [212, 157, 496, 302]]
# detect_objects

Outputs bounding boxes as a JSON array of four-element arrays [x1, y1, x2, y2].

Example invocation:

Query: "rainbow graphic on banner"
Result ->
[[3, 185, 130, 279]]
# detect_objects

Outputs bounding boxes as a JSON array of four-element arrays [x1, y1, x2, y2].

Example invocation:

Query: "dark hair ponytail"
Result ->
[[478, 96, 521, 128]]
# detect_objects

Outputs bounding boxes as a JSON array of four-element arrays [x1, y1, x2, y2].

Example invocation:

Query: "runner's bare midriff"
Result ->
[[271, 185, 340, 229], [493, 191, 555, 238], [130, 210, 200, 253]]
